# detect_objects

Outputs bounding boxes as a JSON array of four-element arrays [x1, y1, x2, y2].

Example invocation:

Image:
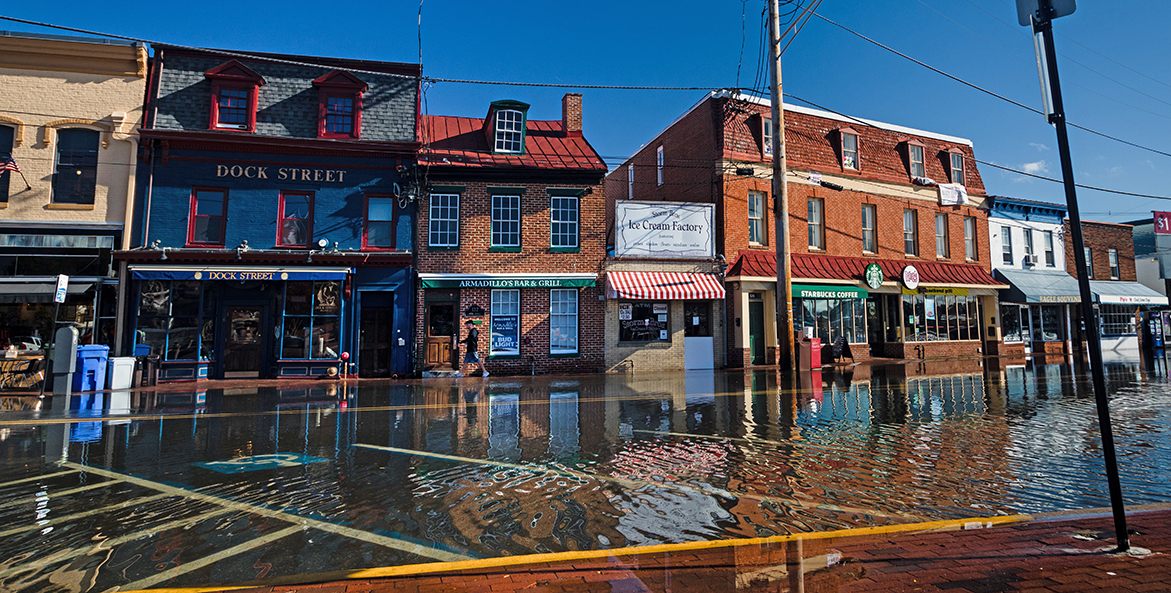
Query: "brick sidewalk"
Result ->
[[167, 508, 1171, 593]]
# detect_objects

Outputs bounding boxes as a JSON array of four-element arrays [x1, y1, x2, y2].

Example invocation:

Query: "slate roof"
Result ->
[[726, 250, 1005, 287], [419, 115, 606, 172]]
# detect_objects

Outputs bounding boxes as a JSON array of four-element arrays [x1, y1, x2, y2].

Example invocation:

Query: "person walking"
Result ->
[[456, 320, 488, 377]]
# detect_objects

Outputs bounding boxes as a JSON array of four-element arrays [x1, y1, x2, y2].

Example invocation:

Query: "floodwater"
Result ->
[[3, 358, 1171, 592]]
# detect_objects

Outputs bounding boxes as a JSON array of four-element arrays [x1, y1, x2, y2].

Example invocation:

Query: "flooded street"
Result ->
[[3, 359, 1171, 592]]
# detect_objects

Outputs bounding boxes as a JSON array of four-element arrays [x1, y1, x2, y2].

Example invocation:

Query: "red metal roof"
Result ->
[[727, 251, 1005, 286], [419, 115, 606, 171]]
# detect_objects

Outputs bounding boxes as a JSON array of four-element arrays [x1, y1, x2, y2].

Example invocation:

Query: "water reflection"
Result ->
[[2, 358, 1171, 591]]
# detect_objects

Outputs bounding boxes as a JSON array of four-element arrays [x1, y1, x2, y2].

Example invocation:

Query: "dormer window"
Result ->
[[840, 129, 859, 170], [907, 141, 926, 178], [762, 117, 773, 157], [949, 150, 966, 186], [485, 100, 530, 155], [205, 60, 265, 133], [495, 110, 524, 153], [313, 70, 367, 139]]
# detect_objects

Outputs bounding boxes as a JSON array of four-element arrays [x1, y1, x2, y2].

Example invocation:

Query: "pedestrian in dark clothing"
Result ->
[[456, 320, 488, 377]]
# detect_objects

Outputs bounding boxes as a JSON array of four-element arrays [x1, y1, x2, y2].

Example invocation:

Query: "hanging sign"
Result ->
[[864, 263, 884, 290], [902, 265, 920, 290], [939, 183, 968, 205], [615, 201, 714, 258]]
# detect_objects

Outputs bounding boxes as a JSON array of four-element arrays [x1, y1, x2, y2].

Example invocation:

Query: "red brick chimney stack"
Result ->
[[562, 93, 582, 137]]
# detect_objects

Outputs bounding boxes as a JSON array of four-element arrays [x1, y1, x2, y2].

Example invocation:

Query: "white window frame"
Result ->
[[1109, 249, 1120, 279], [842, 132, 859, 170], [964, 216, 977, 260], [550, 289, 578, 355], [550, 194, 579, 248], [909, 144, 925, 178], [1002, 226, 1014, 265], [491, 194, 521, 247], [1085, 247, 1094, 278], [1023, 229, 1034, 260], [903, 209, 918, 256], [428, 193, 460, 248], [627, 163, 634, 200], [1044, 231, 1055, 266], [495, 109, 524, 153], [807, 198, 824, 250], [762, 118, 773, 157], [748, 191, 766, 245], [861, 204, 877, 253], [950, 152, 965, 186], [656, 146, 664, 186], [935, 213, 949, 258]]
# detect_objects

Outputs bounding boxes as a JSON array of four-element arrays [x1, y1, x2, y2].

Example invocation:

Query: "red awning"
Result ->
[[605, 272, 726, 300], [726, 251, 1006, 287]]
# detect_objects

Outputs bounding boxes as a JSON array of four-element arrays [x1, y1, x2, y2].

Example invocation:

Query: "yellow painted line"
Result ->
[[64, 463, 473, 563], [0, 469, 79, 488], [0, 493, 172, 538], [0, 479, 122, 511], [114, 525, 305, 591], [115, 511, 1034, 593], [0, 508, 236, 580], [354, 443, 924, 522]]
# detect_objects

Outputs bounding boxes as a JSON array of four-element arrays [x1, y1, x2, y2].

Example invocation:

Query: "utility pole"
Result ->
[[769, 0, 796, 372], [1021, 0, 1129, 552]]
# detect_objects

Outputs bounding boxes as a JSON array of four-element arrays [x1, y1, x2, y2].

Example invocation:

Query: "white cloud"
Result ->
[[1021, 160, 1049, 174], [1028, 142, 1049, 151]]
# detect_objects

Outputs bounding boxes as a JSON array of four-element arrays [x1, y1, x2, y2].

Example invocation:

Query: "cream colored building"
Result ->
[[0, 32, 146, 353]]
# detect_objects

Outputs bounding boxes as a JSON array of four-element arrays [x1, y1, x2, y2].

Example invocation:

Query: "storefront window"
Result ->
[[135, 280, 209, 361], [618, 302, 670, 342], [794, 298, 866, 344], [280, 280, 341, 359], [491, 289, 521, 356], [1002, 304, 1022, 342], [903, 294, 979, 341], [1099, 305, 1135, 336], [1029, 305, 1064, 341]]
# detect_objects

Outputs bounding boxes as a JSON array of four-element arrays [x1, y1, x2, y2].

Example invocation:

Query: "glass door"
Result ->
[[224, 306, 263, 378]]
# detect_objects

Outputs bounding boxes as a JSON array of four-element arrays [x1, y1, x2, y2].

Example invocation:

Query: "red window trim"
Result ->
[[276, 190, 314, 248], [205, 60, 265, 133], [186, 186, 228, 248], [362, 193, 397, 251], [313, 70, 367, 140]]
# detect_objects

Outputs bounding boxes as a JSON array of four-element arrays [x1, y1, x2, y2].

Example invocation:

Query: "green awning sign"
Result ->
[[792, 284, 867, 299], [421, 277, 595, 288]]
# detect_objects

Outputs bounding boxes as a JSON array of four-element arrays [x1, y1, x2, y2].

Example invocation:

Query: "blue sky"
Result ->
[[4, 0, 1169, 222]]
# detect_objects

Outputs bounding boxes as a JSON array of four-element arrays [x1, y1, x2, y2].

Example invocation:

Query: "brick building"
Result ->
[[605, 90, 1005, 368], [119, 46, 420, 381], [0, 32, 146, 352], [414, 94, 607, 376], [1063, 219, 1165, 357]]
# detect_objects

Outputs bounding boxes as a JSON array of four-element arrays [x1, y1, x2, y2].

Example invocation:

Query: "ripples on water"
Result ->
[[2, 360, 1171, 591]]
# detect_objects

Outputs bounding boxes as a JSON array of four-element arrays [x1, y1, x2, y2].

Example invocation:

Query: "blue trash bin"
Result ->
[[133, 343, 151, 356], [73, 344, 110, 392]]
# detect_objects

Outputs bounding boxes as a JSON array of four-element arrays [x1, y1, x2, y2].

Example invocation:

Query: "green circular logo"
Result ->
[[864, 263, 884, 290]]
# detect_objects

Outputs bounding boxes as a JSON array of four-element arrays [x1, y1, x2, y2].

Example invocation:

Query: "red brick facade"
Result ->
[[415, 94, 608, 376], [1064, 219, 1136, 281]]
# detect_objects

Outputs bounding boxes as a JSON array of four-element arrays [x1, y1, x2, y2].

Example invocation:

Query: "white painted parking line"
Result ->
[[0, 493, 172, 539], [0, 480, 122, 511], [0, 469, 79, 489], [114, 524, 304, 591], [64, 463, 473, 562], [0, 508, 236, 580]]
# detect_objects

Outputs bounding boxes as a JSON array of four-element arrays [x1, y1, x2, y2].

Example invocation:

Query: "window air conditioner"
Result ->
[[1025, 254, 1039, 265]]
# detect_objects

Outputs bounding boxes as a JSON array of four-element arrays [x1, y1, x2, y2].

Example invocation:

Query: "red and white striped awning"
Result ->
[[605, 272, 726, 300]]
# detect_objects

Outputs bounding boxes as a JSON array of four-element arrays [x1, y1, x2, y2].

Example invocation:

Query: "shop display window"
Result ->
[[280, 280, 341, 359], [135, 280, 214, 361], [795, 298, 866, 344], [902, 294, 980, 342], [618, 302, 670, 342]]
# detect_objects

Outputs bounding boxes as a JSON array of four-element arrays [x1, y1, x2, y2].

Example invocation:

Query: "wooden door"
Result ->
[[425, 302, 456, 370], [359, 307, 392, 377]]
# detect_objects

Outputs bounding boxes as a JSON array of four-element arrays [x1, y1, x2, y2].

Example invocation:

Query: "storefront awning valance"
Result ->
[[725, 251, 1007, 287], [792, 284, 867, 299], [605, 272, 726, 300], [129, 265, 351, 281], [0, 279, 95, 304], [1090, 280, 1168, 305], [995, 268, 1083, 304], [419, 273, 596, 289]]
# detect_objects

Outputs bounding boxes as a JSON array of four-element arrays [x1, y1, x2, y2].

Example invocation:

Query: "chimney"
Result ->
[[562, 93, 582, 137]]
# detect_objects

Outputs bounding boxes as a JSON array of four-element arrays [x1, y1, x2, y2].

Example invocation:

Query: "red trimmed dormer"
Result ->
[[205, 60, 265, 133], [313, 70, 367, 140]]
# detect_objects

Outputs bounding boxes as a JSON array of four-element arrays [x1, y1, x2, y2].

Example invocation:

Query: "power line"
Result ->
[[808, 12, 1171, 160]]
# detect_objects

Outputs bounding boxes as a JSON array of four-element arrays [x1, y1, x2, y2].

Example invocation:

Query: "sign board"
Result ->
[[490, 314, 520, 356], [901, 286, 970, 296], [54, 274, 69, 303], [422, 277, 594, 289], [1016, 0, 1076, 26], [1155, 211, 1171, 235], [615, 201, 715, 258], [792, 284, 867, 299], [132, 268, 347, 281], [902, 265, 920, 290], [864, 263, 884, 289], [193, 453, 328, 474]]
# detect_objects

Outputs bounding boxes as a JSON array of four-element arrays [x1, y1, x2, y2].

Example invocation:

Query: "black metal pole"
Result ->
[[1035, 0, 1129, 551], [39, 301, 60, 398]]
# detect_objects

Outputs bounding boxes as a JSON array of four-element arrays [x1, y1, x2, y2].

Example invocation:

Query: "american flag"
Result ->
[[1, 156, 19, 173]]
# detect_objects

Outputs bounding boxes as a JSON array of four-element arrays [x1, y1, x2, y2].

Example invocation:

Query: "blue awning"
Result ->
[[129, 265, 350, 281], [994, 268, 1082, 304]]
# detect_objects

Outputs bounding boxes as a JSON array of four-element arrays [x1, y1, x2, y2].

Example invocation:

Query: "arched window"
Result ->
[[53, 129, 100, 204]]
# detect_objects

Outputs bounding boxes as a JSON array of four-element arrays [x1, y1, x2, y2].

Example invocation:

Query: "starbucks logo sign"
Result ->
[[864, 263, 884, 290], [902, 265, 920, 290]]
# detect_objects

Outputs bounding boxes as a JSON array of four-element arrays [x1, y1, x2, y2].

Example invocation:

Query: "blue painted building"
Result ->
[[118, 46, 420, 380]]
